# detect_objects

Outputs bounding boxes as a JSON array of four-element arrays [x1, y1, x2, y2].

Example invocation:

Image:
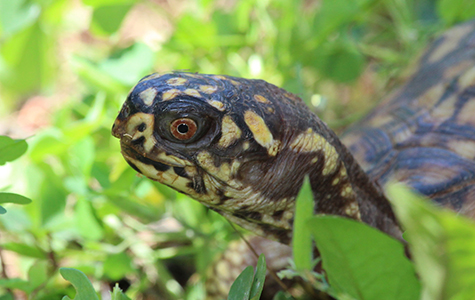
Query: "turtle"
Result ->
[[112, 20, 475, 296]]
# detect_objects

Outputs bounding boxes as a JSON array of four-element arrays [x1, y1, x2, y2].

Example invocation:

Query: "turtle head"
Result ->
[[112, 72, 369, 243]]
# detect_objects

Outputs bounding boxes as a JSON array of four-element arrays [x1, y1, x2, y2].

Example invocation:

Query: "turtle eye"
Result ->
[[170, 118, 198, 140]]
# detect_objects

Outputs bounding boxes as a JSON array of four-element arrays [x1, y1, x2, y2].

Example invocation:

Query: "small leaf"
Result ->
[[250, 254, 266, 300], [60, 268, 99, 300], [0, 206, 6, 214], [292, 176, 314, 271], [0, 193, 31, 205], [111, 284, 132, 300], [308, 216, 420, 300], [0, 136, 28, 165], [90, 4, 133, 35], [28, 260, 48, 290], [228, 266, 254, 300], [2, 242, 46, 259], [103, 253, 134, 281]]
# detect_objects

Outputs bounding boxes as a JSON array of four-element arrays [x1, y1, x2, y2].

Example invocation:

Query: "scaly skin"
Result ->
[[112, 72, 401, 244]]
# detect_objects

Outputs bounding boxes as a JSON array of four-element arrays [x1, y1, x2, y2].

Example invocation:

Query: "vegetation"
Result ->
[[1, 0, 475, 299]]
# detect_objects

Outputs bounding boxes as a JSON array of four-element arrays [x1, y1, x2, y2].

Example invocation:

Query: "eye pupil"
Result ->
[[177, 123, 189, 134], [170, 118, 198, 141]]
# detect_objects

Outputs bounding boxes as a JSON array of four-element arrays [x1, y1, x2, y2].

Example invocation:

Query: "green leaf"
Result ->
[[0, 22, 55, 93], [314, 42, 365, 83], [387, 184, 475, 300], [103, 253, 134, 281], [228, 266, 254, 300], [99, 43, 154, 85], [90, 4, 133, 35], [0, 278, 30, 291], [0, 206, 6, 214], [0, 136, 28, 165], [2, 242, 46, 259], [0, 192, 32, 205], [28, 260, 48, 290], [292, 176, 314, 271], [75, 198, 104, 241], [437, 0, 475, 24], [250, 254, 266, 300], [0, 0, 39, 36], [60, 268, 99, 300], [111, 284, 132, 300], [308, 216, 420, 300]]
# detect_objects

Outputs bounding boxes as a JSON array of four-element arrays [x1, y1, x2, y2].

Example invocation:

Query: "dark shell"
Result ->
[[342, 20, 475, 217]]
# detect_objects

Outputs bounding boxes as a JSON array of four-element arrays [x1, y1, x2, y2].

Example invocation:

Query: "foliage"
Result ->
[[0, 0, 475, 299]]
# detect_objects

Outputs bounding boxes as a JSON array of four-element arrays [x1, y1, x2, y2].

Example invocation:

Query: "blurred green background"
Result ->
[[1, 0, 475, 299]]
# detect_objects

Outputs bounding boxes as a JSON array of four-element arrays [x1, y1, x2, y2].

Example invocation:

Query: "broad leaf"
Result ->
[[0, 136, 28, 165], [228, 266, 254, 300], [292, 176, 314, 271], [250, 254, 266, 300], [0, 193, 31, 205], [60, 268, 99, 300], [308, 216, 420, 300], [388, 184, 475, 300]]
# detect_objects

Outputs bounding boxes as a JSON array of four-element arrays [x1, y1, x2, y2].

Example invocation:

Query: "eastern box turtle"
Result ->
[[112, 20, 475, 296]]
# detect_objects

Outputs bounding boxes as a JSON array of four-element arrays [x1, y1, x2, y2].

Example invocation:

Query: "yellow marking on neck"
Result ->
[[219, 115, 242, 148], [322, 142, 339, 175], [243, 141, 250, 150], [126, 113, 156, 152], [166, 77, 188, 86], [209, 100, 225, 111], [344, 201, 361, 220], [340, 183, 353, 197], [199, 85, 218, 94], [162, 89, 182, 101], [254, 94, 269, 103], [184, 88, 201, 97], [139, 87, 158, 106], [244, 110, 279, 155], [290, 128, 325, 153]]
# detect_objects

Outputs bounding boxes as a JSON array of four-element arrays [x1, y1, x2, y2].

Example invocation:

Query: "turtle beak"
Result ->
[[111, 118, 125, 139]]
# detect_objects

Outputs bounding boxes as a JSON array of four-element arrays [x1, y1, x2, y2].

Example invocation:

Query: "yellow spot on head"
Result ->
[[209, 100, 225, 111], [126, 113, 156, 152], [254, 94, 269, 103], [139, 87, 158, 106], [166, 77, 188, 86], [267, 107, 275, 113], [184, 88, 201, 97], [162, 89, 181, 101], [219, 115, 242, 148], [332, 178, 340, 185], [140, 73, 162, 82], [213, 75, 227, 80], [243, 141, 250, 150], [244, 110, 274, 149], [199, 85, 218, 94]]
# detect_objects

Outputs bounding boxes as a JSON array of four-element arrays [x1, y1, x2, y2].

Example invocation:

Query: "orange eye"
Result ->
[[170, 118, 198, 140]]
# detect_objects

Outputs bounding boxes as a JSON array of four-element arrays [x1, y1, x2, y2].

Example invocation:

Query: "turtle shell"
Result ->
[[342, 20, 475, 217]]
